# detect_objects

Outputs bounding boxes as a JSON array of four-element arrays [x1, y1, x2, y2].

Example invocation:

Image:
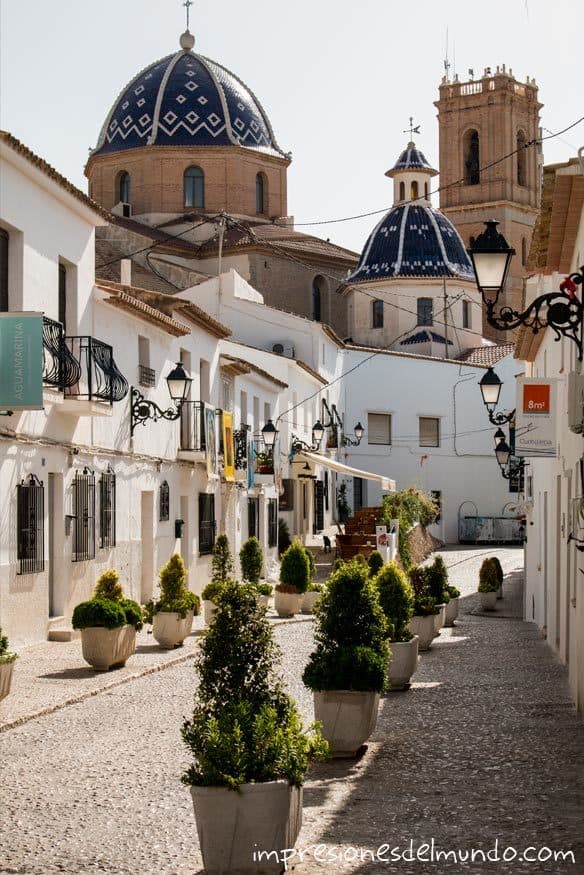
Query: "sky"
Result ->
[[1, 0, 582, 254]]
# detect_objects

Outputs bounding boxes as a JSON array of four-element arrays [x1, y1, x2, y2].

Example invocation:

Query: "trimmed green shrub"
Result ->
[[72, 570, 143, 630], [409, 566, 438, 617], [479, 558, 500, 593], [304, 548, 317, 583], [202, 581, 229, 603], [332, 558, 345, 573], [240, 536, 264, 584], [490, 556, 504, 586], [211, 534, 234, 584], [181, 580, 328, 789], [278, 518, 291, 556], [307, 580, 324, 594], [279, 540, 310, 594], [375, 562, 414, 642], [94, 569, 123, 602], [447, 584, 461, 599], [367, 550, 384, 577], [0, 627, 17, 665], [303, 559, 389, 693], [257, 582, 273, 597], [143, 553, 200, 622], [426, 555, 449, 603]]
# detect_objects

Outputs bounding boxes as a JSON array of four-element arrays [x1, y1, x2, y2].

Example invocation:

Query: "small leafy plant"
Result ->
[[181, 581, 328, 789], [211, 534, 234, 584], [478, 558, 501, 593], [380, 488, 438, 568], [240, 536, 264, 585], [278, 540, 310, 595], [143, 553, 200, 623], [72, 569, 143, 631], [426, 555, 450, 603], [367, 550, 385, 577], [375, 562, 414, 642], [202, 581, 229, 603], [303, 559, 388, 693], [0, 627, 17, 665], [257, 582, 273, 597], [409, 566, 438, 617]]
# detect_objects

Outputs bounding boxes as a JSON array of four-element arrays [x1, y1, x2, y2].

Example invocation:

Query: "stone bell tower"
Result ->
[[435, 65, 543, 335]]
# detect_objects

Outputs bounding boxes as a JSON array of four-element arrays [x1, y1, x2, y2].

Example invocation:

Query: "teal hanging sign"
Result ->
[[0, 313, 44, 410]]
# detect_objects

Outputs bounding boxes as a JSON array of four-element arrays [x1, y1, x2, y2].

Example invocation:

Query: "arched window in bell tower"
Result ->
[[118, 171, 131, 204], [184, 166, 205, 208], [399, 181, 405, 201], [256, 173, 267, 214], [411, 180, 419, 200], [517, 131, 527, 186], [463, 129, 480, 185], [312, 275, 326, 322]]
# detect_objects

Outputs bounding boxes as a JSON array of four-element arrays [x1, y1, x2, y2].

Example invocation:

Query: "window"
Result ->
[[256, 173, 266, 214], [16, 474, 44, 574], [198, 493, 216, 555], [419, 417, 440, 447], [312, 275, 325, 322], [221, 374, 233, 412], [411, 180, 419, 200], [268, 499, 278, 547], [73, 468, 96, 562], [263, 401, 271, 426], [0, 228, 8, 312], [58, 264, 67, 329], [248, 497, 260, 539], [399, 181, 405, 201], [417, 297, 433, 326], [463, 129, 480, 185], [430, 490, 442, 523], [517, 131, 527, 186], [138, 336, 154, 387], [462, 300, 471, 329], [99, 466, 116, 549], [118, 171, 131, 204], [372, 299, 384, 329], [367, 412, 391, 445], [184, 166, 205, 208], [353, 477, 364, 512], [159, 481, 170, 522], [280, 479, 294, 511]]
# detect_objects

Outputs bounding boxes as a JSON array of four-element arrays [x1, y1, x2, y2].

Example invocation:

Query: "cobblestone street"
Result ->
[[1, 547, 584, 874]]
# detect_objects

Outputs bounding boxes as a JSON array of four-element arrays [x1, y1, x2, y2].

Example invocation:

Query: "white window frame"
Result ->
[[367, 412, 392, 446], [419, 416, 440, 447]]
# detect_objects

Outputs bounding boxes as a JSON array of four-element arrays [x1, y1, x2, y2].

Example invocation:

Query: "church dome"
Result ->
[[386, 142, 438, 177], [92, 37, 286, 158], [349, 203, 475, 282]]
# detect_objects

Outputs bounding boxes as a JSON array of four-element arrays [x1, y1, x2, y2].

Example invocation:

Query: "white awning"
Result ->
[[298, 451, 395, 492]]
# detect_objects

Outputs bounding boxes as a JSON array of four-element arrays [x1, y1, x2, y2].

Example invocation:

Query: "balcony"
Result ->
[[254, 447, 274, 486], [233, 426, 249, 482], [42, 318, 128, 414], [178, 401, 207, 462]]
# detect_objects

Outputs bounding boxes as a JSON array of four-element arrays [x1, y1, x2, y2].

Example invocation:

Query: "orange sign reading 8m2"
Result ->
[[523, 382, 550, 415]]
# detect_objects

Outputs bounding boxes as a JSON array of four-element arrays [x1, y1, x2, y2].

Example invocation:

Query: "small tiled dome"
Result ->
[[386, 142, 438, 177], [92, 36, 286, 158], [349, 203, 475, 282]]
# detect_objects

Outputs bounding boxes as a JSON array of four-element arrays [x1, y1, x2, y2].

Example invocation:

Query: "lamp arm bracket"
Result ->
[[130, 387, 181, 435], [488, 408, 516, 426], [486, 290, 583, 360]]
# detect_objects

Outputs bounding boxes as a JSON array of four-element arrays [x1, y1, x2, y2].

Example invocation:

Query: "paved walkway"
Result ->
[[1, 547, 583, 874]]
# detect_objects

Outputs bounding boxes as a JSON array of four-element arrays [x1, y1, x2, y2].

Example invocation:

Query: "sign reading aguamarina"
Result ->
[[0, 313, 43, 410]]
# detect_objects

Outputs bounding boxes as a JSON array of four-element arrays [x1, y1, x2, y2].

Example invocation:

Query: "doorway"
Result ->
[[48, 473, 64, 617], [140, 491, 154, 602]]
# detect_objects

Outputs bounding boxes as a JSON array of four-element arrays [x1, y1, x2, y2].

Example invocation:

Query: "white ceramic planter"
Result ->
[[190, 780, 302, 874], [409, 614, 436, 651], [480, 591, 497, 611], [388, 637, 419, 690], [259, 594, 270, 608], [444, 597, 459, 627], [497, 585, 504, 600], [152, 610, 194, 648], [434, 603, 446, 635], [80, 625, 136, 671], [301, 591, 321, 614], [0, 661, 15, 701], [274, 590, 302, 618], [313, 690, 380, 757], [203, 600, 218, 625]]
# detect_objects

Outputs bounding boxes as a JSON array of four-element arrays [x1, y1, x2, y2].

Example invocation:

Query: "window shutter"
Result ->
[[367, 413, 391, 445], [419, 417, 440, 447]]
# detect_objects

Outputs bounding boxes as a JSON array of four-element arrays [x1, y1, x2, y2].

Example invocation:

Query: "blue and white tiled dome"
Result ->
[[387, 142, 438, 176], [92, 38, 286, 157], [349, 204, 475, 282]]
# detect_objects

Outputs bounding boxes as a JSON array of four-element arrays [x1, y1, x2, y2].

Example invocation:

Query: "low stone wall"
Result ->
[[407, 523, 443, 567]]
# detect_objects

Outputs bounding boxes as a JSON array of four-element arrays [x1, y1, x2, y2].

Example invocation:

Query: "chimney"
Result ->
[[120, 259, 132, 286]]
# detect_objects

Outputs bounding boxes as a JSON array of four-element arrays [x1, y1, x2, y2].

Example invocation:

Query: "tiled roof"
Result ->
[[400, 330, 453, 346], [95, 238, 189, 294], [457, 344, 514, 366], [0, 130, 110, 220], [97, 284, 191, 336], [386, 141, 438, 177]]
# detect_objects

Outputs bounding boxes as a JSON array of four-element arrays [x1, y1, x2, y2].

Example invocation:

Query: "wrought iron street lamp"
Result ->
[[494, 438, 525, 482], [468, 220, 584, 360], [342, 421, 365, 447], [494, 427, 506, 447], [290, 420, 326, 455], [261, 419, 278, 448], [131, 361, 192, 435], [479, 367, 515, 425]]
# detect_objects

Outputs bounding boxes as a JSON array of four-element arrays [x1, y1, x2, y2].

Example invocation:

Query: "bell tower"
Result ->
[[435, 65, 543, 331]]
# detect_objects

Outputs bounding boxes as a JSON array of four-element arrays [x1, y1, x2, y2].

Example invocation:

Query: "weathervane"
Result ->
[[183, 0, 193, 29], [403, 117, 421, 140]]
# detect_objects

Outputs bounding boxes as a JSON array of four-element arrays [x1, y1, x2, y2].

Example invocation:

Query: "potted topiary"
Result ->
[[444, 583, 461, 626], [491, 555, 504, 599], [0, 627, 17, 701], [256, 582, 273, 607], [367, 550, 385, 577], [375, 563, 418, 690], [240, 535, 264, 585], [143, 554, 200, 649], [426, 555, 450, 634], [72, 569, 142, 671], [182, 581, 328, 873], [203, 534, 234, 623], [303, 558, 388, 756], [408, 566, 439, 651], [275, 540, 310, 617], [478, 558, 500, 610], [278, 518, 291, 556]]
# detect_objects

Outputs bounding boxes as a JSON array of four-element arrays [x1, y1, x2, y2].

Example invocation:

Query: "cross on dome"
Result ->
[[183, 0, 194, 30], [403, 116, 421, 141]]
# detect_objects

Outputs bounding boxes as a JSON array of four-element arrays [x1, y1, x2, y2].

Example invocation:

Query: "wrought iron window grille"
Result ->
[[99, 465, 116, 549], [268, 498, 278, 547], [17, 474, 45, 574], [138, 364, 156, 388], [72, 467, 96, 562], [198, 493, 216, 556], [159, 481, 170, 522]]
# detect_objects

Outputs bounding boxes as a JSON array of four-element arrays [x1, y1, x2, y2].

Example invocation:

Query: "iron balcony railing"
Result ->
[[180, 401, 207, 452], [64, 336, 128, 404], [42, 316, 81, 389], [254, 446, 274, 475], [234, 427, 249, 471]]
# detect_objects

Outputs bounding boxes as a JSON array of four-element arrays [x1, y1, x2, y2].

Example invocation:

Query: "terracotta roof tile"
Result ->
[[457, 344, 515, 366]]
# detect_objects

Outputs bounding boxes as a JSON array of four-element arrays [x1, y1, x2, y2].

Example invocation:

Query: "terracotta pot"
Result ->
[[0, 662, 15, 701], [274, 590, 302, 618], [313, 690, 380, 757], [301, 591, 322, 614], [434, 603, 446, 634], [190, 781, 302, 874], [409, 614, 436, 651], [152, 610, 194, 648], [203, 600, 218, 625], [444, 597, 459, 626], [79, 625, 136, 671], [387, 637, 419, 690], [479, 591, 497, 611]]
